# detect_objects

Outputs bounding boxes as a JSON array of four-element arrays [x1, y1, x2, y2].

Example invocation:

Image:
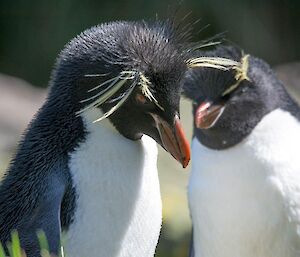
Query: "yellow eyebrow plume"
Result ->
[[77, 69, 165, 123], [222, 54, 250, 96], [186, 57, 240, 70], [138, 73, 164, 111], [187, 53, 251, 96]]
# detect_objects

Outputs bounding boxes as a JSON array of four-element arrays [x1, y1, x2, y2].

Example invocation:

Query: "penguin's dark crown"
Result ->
[[49, 21, 190, 120]]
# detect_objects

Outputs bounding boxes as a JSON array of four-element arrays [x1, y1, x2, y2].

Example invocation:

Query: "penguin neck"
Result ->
[[65, 108, 162, 257]]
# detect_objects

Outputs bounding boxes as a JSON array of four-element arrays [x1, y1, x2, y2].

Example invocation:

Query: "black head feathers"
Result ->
[[46, 20, 196, 166], [182, 45, 246, 102], [182, 44, 299, 149], [48, 21, 193, 122]]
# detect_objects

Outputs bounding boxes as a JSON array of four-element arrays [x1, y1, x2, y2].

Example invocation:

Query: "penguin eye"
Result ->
[[135, 93, 147, 104], [135, 92, 159, 112]]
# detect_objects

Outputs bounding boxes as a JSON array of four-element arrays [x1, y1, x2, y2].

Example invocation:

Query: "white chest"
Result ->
[[189, 109, 300, 257], [64, 109, 162, 257]]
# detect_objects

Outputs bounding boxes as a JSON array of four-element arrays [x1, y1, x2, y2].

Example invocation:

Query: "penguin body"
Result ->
[[65, 108, 162, 257], [190, 109, 300, 257], [183, 46, 300, 257], [0, 21, 191, 257]]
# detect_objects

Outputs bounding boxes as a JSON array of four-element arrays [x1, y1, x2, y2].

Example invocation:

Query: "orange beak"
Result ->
[[152, 114, 190, 168]]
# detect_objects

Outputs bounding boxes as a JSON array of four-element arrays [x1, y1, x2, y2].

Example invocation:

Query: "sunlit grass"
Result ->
[[0, 231, 59, 257], [1, 231, 24, 257], [0, 242, 7, 257]]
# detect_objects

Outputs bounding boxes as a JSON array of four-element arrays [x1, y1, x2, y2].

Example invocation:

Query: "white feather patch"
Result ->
[[189, 109, 300, 257], [64, 108, 162, 257]]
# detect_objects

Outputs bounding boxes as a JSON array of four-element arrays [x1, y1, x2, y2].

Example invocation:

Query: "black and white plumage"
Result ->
[[0, 20, 199, 257], [183, 46, 300, 257]]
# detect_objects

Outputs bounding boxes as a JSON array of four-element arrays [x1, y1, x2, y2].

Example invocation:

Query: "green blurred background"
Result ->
[[0, 0, 299, 256]]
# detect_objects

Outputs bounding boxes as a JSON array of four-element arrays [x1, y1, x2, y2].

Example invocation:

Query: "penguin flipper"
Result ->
[[16, 162, 67, 257]]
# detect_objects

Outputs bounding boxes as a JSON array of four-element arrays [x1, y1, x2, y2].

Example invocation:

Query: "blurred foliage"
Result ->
[[157, 225, 191, 257], [0, 0, 299, 87]]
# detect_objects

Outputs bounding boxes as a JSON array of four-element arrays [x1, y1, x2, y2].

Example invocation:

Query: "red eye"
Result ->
[[135, 93, 147, 104]]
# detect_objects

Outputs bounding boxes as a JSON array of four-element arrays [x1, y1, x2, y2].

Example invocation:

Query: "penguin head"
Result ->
[[183, 45, 285, 149], [50, 21, 191, 167]]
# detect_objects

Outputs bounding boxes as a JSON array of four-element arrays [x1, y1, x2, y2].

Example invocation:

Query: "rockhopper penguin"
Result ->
[[183, 46, 300, 257], [0, 20, 196, 257]]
